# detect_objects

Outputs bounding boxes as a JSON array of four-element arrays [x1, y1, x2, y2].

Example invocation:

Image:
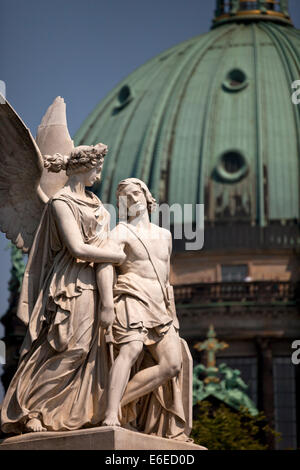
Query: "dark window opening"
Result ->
[[221, 264, 248, 282], [223, 69, 248, 93], [239, 1, 260, 11], [223, 1, 231, 14], [222, 152, 245, 173], [113, 85, 133, 114]]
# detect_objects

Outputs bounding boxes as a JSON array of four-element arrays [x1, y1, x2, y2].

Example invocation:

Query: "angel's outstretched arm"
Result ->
[[52, 200, 125, 264]]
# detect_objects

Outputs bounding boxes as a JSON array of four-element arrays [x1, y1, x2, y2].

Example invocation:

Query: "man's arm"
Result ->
[[109, 224, 127, 251], [96, 225, 127, 329], [96, 263, 115, 328], [166, 231, 172, 286]]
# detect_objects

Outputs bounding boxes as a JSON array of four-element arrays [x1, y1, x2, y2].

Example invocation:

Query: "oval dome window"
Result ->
[[114, 85, 133, 112], [223, 69, 248, 92], [215, 150, 249, 183]]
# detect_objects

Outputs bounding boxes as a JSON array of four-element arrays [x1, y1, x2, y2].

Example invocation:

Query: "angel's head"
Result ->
[[44, 143, 108, 186]]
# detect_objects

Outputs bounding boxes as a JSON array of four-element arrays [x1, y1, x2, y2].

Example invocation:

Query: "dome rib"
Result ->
[[103, 39, 200, 203], [258, 22, 300, 220], [76, 89, 118, 146], [104, 93, 148, 202], [196, 24, 258, 225], [74, 19, 300, 230], [146, 26, 237, 205], [97, 52, 175, 202], [135, 30, 224, 189], [252, 23, 266, 227], [195, 26, 247, 214]]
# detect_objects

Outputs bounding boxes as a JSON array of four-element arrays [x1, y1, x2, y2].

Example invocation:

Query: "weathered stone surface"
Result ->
[[0, 426, 206, 450], [0, 101, 194, 443]]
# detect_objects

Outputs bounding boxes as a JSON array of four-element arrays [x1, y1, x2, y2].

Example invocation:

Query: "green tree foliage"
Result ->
[[191, 400, 280, 450], [8, 243, 26, 293]]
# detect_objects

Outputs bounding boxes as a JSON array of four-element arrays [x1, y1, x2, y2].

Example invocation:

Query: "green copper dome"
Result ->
[[74, 6, 300, 230]]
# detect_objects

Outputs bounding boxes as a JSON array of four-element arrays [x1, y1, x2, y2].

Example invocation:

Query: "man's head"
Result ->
[[116, 178, 156, 220]]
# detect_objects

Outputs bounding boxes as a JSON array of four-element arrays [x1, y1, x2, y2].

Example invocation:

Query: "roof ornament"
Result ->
[[213, 0, 293, 28], [194, 324, 228, 374], [193, 325, 259, 415]]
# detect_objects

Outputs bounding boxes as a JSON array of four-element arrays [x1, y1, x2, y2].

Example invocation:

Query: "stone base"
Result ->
[[0, 426, 206, 450]]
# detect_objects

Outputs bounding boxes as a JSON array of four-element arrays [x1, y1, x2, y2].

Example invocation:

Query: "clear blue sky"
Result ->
[[0, 1, 299, 399]]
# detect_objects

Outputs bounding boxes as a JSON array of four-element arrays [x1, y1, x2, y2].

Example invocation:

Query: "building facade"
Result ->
[[74, 0, 300, 449], [1, 0, 299, 449]]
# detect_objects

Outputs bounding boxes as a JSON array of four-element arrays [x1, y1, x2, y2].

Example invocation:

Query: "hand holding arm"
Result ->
[[96, 263, 116, 328], [52, 199, 125, 264], [96, 227, 125, 329], [96, 226, 127, 328]]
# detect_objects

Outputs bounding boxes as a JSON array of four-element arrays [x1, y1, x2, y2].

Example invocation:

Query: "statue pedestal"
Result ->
[[0, 426, 206, 450]]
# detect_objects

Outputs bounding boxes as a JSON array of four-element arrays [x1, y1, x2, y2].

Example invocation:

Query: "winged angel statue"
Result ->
[[0, 96, 193, 442], [0, 96, 125, 434]]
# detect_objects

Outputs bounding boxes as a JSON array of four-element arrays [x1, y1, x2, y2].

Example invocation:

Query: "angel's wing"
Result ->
[[37, 96, 73, 197], [0, 95, 45, 253]]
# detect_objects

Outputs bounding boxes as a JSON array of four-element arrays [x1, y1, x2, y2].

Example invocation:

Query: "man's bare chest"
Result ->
[[124, 233, 169, 263]]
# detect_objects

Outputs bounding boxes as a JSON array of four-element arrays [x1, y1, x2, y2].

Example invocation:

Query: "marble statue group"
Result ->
[[0, 96, 192, 442]]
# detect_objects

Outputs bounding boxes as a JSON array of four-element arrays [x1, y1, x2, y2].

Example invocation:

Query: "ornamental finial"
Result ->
[[213, 0, 292, 28]]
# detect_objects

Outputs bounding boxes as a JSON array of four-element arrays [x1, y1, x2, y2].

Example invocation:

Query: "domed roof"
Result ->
[[74, 5, 300, 230]]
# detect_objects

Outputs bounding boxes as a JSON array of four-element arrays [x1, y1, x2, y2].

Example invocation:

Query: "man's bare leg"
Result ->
[[102, 341, 143, 426], [121, 327, 182, 407]]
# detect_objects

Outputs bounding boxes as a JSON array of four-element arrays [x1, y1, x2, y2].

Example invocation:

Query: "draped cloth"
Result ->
[[0, 190, 111, 433], [119, 329, 188, 439], [113, 245, 187, 439], [122, 347, 187, 439], [1, 190, 188, 440]]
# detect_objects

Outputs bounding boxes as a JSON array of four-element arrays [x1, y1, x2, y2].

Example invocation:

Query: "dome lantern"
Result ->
[[213, 0, 292, 27]]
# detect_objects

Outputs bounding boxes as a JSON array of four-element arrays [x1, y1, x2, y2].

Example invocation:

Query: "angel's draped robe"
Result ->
[[0, 190, 186, 438]]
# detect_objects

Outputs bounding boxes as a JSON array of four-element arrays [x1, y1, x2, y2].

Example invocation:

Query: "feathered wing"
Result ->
[[0, 96, 45, 253], [37, 96, 73, 198]]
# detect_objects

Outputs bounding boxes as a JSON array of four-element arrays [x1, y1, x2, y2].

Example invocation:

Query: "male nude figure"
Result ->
[[99, 178, 182, 428]]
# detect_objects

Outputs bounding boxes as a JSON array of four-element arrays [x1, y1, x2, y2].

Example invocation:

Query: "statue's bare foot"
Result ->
[[25, 418, 47, 433], [102, 414, 121, 427]]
